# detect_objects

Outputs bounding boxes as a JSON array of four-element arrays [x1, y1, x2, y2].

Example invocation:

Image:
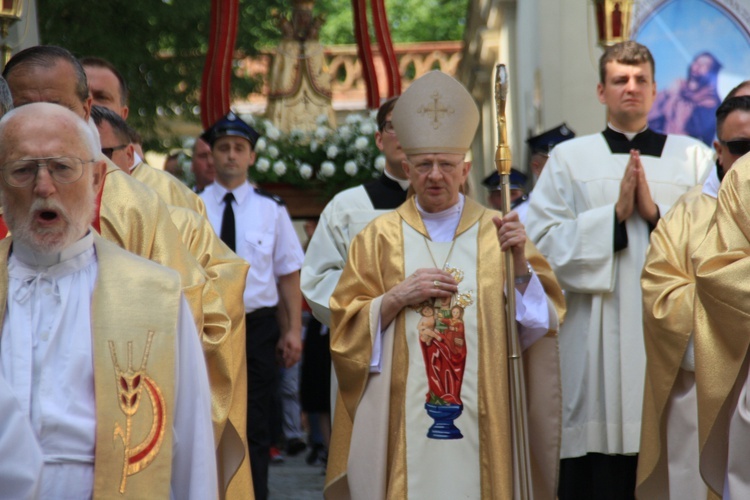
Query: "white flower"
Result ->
[[310, 140, 319, 153], [290, 128, 305, 141], [359, 122, 374, 135], [369, 109, 378, 120], [256, 157, 271, 173], [315, 127, 329, 140], [299, 163, 313, 179], [338, 125, 352, 140], [320, 161, 336, 177], [326, 145, 339, 159], [344, 160, 358, 176], [354, 136, 369, 150], [241, 114, 256, 126], [375, 155, 386, 171], [273, 161, 287, 176], [267, 145, 279, 158], [254, 137, 267, 152], [265, 125, 281, 141], [345, 113, 363, 125], [316, 114, 329, 126]]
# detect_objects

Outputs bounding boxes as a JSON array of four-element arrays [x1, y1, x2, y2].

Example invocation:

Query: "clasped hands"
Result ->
[[381, 212, 532, 326], [615, 149, 659, 225]]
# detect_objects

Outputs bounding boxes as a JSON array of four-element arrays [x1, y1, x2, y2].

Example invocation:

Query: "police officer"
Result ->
[[481, 168, 530, 222], [200, 111, 304, 500], [526, 123, 576, 184]]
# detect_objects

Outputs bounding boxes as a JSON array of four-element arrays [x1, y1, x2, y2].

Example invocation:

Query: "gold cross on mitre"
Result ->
[[418, 91, 454, 129]]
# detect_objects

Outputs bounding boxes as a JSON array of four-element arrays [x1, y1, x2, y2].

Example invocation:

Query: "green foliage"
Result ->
[[316, 0, 468, 45], [36, 0, 466, 153], [37, 0, 286, 152]]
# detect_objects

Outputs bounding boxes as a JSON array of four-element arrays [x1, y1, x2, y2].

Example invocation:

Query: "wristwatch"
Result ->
[[514, 262, 533, 285]]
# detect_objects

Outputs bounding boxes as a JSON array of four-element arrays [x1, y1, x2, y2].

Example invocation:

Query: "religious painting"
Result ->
[[633, 0, 750, 145], [415, 267, 473, 440]]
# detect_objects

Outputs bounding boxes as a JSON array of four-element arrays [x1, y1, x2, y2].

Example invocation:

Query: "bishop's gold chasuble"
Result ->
[[326, 198, 565, 499]]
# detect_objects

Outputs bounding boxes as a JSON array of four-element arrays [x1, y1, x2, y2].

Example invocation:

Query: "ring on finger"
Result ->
[[433, 280, 441, 289]]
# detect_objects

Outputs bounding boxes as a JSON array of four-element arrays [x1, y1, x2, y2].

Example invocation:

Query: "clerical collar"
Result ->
[[702, 160, 722, 199], [132, 152, 144, 172], [12, 231, 95, 268], [607, 122, 647, 141], [602, 125, 667, 157], [416, 195, 464, 243], [383, 168, 410, 191]]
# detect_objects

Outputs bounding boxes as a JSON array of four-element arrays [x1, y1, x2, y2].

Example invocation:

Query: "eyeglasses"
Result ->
[[410, 159, 463, 174], [722, 139, 750, 156], [1, 156, 94, 187], [101, 144, 127, 159], [381, 120, 396, 135]]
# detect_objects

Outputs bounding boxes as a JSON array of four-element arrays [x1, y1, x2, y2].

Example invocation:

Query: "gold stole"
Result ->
[[91, 236, 177, 497]]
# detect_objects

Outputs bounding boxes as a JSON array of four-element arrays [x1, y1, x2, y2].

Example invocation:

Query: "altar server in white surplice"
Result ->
[[301, 96, 409, 327], [526, 41, 713, 499], [0, 102, 217, 499], [325, 70, 566, 500]]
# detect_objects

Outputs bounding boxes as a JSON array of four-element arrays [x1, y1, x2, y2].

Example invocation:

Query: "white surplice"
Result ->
[[527, 131, 712, 457]]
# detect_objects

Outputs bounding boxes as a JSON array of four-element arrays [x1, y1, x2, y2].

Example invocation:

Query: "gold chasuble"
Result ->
[[97, 163, 234, 451], [131, 161, 207, 216], [0, 236, 177, 498], [168, 205, 253, 498], [131, 158, 251, 495], [694, 160, 750, 495], [326, 197, 565, 499], [637, 185, 718, 500]]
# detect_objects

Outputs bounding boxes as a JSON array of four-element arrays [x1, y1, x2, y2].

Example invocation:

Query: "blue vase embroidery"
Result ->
[[425, 402, 463, 439]]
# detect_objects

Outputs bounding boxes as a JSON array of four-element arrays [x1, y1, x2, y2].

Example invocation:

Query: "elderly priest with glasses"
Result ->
[[324, 70, 566, 499], [0, 102, 217, 498]]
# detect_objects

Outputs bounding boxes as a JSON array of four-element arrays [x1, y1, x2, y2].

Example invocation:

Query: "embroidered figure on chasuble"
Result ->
[[413, 265, 473, 439]]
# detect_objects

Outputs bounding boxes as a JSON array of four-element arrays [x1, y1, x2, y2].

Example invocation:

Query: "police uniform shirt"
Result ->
[[201, 180, 304, 313]]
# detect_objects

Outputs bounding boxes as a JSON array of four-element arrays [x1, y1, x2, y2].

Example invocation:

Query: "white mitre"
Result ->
[[391, 70, 480, 155]]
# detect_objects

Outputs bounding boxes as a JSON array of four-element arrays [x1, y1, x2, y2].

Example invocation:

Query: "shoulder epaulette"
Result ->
[[254, 187, 286, 205]]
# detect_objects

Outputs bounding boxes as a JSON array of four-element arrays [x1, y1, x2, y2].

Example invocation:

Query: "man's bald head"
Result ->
[[3, 45, 92, 120], [0, 102, 99, 163]]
